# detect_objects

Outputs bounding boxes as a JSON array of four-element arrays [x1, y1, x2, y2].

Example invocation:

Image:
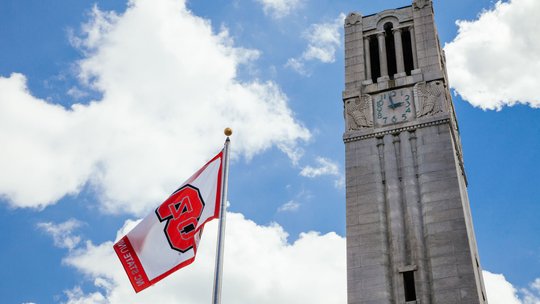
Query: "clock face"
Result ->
[[373, 87, 415, 126]]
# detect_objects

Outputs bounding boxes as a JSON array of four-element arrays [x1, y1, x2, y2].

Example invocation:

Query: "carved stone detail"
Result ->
[[362, 10, 414, 31], [345, 13, 361, 27], [414, 81, 446, 118], [345, 95, 373, 130], [343, 118, 450, 142], [413, 0, 431, 9]]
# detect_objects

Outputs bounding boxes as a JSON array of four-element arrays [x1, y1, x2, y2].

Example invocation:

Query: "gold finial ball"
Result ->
[[224, 127, 233, 136]]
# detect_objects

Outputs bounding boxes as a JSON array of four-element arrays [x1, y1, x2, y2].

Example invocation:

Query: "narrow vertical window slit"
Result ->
[[403, 271, 417, 302]]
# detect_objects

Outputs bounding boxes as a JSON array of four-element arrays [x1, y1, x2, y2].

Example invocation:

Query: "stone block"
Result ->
[[349, 264, 388, 280], [432, 289, 460, 304], [432, 264, 459, 280], [425, 218, 466, 235], [348, 179, 379, 191], [421, 179, 460, 194], [360, 252, 388, 267], [418, 170, 457, 183], [355, 207, 383, 223], [347, 240, 386, 253], [348, 248, 388, 269], [346, 172, 380, 186], [460, 287, 481, 302], [430, 255, 456, 267], [347, 221, 382, 236], [417, 153, 456, 166], [428, 242, 454, 257], [457, 261, 477, 277], [433, 275, 461, 291], [424, 207, 466, 225], [422, 187, 462, 203], [417, 162, 456, 175], [361, 269, 390, 287], [422, 198, 454, 214], [348, 234, 384, 249]]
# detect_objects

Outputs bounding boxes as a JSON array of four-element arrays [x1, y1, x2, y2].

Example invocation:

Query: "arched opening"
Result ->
[[401, 29, 415, 75], [369, 36, 381, 83], [384, 23, 397, 79]]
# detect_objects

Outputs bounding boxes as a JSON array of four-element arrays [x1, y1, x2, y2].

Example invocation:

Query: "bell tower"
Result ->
[[343, 1, 487, 303]]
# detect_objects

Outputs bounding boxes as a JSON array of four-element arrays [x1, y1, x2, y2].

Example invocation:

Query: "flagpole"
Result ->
[[212, 128, 232, 304]]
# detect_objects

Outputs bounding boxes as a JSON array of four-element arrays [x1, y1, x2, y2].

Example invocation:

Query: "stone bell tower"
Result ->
[[342, 1, 487, 303]]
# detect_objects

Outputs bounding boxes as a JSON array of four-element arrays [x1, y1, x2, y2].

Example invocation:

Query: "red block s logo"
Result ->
[[156, 185, 205, 253]]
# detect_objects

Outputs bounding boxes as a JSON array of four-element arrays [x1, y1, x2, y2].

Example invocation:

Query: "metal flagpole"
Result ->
[[212, 128, 232, 304]]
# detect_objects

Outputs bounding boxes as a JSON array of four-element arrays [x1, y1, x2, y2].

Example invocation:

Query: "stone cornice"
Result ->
[[343, 117, 450, 143]]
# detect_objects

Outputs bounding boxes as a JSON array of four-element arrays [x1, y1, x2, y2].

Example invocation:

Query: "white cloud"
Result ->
[[277, 200, 300, 212], [65, 286, 107, 304], [255, 0, 303, 19], [300, 156, 344, 189], [522, 278, 540, 304], [484, 270, 522, 304], [287, 13, 345, 75], [0, 0, 310, 214], [37, 219, 84, 251], [285, 58, 310, 76], [533, 279, 540, 291], [483, 270, 540, 304], [300, 156, 339, 178], [44, 215, 537, 304], [67, 87, 90, 100], [445, 0, 540, 110], [62, 212, 346, 304]]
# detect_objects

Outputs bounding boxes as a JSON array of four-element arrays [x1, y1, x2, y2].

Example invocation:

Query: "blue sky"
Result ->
[[0, 0, 539, 303]]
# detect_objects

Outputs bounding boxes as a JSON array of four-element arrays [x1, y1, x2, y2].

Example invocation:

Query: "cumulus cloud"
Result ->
[[483, 270, 540, 304], [43, 215, 537, 304], [52, 215, 540, 304], [484, 270, 523, 304], [255, 0, 303, 19], [37, 219, 84, 251], [62, 212, 346, 304], [0, 0, 310, 214], [287, 14, 345, 75], [445, 0, 540, 110]]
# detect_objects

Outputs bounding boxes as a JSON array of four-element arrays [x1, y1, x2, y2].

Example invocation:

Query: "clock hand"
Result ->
[[388, 95, 396, 109]]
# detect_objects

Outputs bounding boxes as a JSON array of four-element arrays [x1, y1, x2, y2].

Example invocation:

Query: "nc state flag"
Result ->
[[114, 151, 224, 293]]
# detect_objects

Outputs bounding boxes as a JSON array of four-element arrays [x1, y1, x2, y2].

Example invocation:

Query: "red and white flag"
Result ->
[[113, 151, 224, 293]]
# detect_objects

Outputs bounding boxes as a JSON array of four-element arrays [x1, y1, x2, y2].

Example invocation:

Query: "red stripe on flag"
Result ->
[[146, 253, 197, 289], [113, 236, 151, 293]]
